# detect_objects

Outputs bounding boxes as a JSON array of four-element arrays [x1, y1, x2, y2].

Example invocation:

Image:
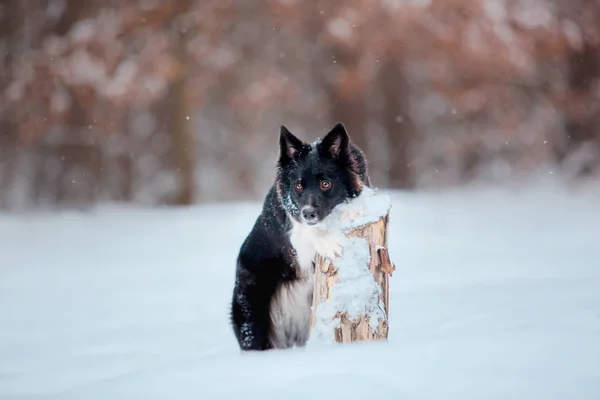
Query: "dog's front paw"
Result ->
[[339, 208, 363, 221], [314, 232, 344, 261]]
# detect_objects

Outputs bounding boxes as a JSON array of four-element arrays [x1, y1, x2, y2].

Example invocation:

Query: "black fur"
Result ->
[[230, 122, 370, 351]]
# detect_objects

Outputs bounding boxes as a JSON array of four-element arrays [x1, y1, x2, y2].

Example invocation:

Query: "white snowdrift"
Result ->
[[1, 182, 600, 399]]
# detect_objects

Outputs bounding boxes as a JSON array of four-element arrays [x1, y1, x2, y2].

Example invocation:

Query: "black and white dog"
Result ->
[[230, 123, 371, 351]]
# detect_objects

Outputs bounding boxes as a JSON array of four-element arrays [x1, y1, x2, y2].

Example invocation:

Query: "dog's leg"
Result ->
[[312, 229, 345, 261], [231, 270, 274, 351]]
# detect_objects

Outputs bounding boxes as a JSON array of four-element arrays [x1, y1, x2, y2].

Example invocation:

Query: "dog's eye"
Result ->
[[295, 182, 303, 191], [320, 180, 332, 190]]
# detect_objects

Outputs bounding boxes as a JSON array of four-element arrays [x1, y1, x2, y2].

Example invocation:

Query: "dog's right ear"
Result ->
[[279, 125, 304, 164], [321, 122, 350, 159]]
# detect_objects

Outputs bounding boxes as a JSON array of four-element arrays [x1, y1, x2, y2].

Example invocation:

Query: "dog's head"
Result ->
[[275, 122, 370, 226]]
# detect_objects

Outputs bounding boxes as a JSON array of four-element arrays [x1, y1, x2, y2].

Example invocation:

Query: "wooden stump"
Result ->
[[309, 211, 395, 343]]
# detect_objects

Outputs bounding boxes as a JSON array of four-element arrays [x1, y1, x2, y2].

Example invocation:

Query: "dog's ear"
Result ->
[[321, 122, 350, 159], [279, 125, 304, 164]]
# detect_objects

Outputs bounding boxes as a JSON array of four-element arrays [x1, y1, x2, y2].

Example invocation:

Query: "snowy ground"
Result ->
[[1, 182, 600, 399]]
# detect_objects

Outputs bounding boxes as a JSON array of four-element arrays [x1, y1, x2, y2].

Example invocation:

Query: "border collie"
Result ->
[[230, 122, 371, 351]]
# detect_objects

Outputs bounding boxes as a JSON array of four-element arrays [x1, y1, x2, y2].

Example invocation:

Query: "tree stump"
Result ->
[[309, 205, 395, 344]]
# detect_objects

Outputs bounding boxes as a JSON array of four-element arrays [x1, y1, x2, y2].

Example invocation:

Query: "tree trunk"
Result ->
[[169, 71, 196, 205], [168, 11, 196, 205], [556, 42, 600, 177], [309, 212, 395, 343], [323, 48, 369, 157], [0, 0, 19, 209], [379, 55, 415, 189]]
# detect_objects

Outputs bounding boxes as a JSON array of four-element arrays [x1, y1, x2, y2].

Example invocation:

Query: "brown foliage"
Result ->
[[1, 0, 599, 208]]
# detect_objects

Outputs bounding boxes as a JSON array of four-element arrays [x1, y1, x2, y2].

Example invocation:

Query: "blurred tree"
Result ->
[[554, 0, 600, 177], [0, 0, 19, 208], [166, 0, 196, 205], [377, 53, 415, 188]]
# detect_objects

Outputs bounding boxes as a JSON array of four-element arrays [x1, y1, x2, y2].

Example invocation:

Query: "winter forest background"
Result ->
[[1, 0, 600, 209]]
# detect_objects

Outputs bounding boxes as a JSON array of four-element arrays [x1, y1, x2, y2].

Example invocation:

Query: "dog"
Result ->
[[230, 122, 371, 351]]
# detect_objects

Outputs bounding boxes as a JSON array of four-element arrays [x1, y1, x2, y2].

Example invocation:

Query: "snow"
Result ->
[[484, 0, 507, 22], [562, 19, 584, 50], [1, 182, 600, 399], [512, 0, 555, 30], [327, 17, 353, 41], [320, 186, 391, 232]]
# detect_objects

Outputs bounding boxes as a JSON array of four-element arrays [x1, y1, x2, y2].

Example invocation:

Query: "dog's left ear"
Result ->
[[321, 122, 350, 159], [279, 125, 304, 164]]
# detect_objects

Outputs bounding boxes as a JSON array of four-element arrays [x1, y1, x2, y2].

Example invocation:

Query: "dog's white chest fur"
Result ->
[[268, 219, 345, 348], [268, 276, 313, 348]]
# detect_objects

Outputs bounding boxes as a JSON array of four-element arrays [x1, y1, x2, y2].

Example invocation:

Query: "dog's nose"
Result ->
[[301, 206, 318, 223]]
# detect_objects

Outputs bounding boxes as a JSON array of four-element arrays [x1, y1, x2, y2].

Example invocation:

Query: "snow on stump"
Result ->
[[308, 187, 395, 345]]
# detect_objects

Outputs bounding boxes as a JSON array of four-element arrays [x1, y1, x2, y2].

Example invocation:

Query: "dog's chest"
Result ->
[[289, 221, 318, 271], [268, 276, 313, 348]]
